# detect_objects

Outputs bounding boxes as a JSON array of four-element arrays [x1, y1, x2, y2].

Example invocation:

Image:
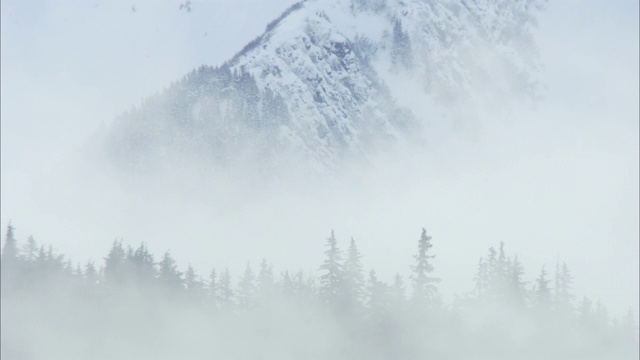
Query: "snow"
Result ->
[[100, 0, 542, 174]]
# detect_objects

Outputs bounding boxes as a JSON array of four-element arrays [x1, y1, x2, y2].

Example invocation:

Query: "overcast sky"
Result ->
[[1, 0, 638, 315]]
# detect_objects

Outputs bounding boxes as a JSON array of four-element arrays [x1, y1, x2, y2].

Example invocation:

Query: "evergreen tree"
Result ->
[[208, 267, 219, 307], [257, 259, 275, 299], [158, 251, 183, 292], [1, 223, 19, 273], [319, 230, 344, 309], [593, 300, 610, 330], [48, 245, 66, 273], [506, 255, 527, 309], [473, 258, 488, 300], [343, 237, 365, 311], [36, 245, 47, 271], [22, 236, 39, 263], [185, 264, 205, 303], [577, 296, 593, 331], [218, 267, 234, 308], [366, 269, 391, 338], [392, 273, 406, 308], [391, 18, 412, 68], [128, 242, 156, 285], [554, 261, 574, 319], [104, 240, 127, 286], [292, 270, 316, 305], [411, 228, 439, 309], [485, 246, 499, 301], [494, 242, 510, 301], [237, 262, 256, 309], [532, 266, 552, 314], [19, 235, 40, 282], [85, 260, 99, 287], [620, 309, 639, 350], [63, 259, 75, 276], [280, 270, 295, 298]]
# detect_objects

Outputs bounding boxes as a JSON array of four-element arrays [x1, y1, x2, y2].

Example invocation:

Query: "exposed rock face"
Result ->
[[98, 0, 544, 175]]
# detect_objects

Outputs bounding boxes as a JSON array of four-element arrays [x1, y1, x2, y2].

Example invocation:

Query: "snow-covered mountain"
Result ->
[[96, 0, 544, 175]]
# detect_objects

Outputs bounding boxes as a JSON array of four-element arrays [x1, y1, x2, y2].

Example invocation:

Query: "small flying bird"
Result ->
[[131, 5, 137, 13]]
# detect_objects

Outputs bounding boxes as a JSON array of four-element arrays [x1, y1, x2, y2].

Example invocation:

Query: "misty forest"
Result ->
[[1, 224, 637, 359], [2, 0, 638, 359]]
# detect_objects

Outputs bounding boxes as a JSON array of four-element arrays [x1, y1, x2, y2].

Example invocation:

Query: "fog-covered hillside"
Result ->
[[95, 0, 544, 175], [2, 1, 638, 359]]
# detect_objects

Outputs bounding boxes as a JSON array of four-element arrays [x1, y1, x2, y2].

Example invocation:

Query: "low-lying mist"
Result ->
[[2, 93, 638, 359], [2, 1, 638, 358], [2, 223, 638, 359], [6, 91, 637, 314]]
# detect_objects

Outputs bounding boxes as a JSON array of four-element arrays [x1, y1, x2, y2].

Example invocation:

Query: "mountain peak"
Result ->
[[97, 0, 544, 176]]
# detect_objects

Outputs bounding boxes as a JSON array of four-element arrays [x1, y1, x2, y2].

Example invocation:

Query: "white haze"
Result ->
[[1, 0, 638, 353]]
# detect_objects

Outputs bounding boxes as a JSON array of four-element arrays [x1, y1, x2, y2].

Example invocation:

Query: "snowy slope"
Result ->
[[99, 0, 544, 175]]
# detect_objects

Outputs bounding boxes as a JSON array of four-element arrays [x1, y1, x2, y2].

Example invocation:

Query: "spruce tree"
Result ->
[[533, 266, 552, 314], [319, 230, 344, 310], [104, 240, 127, 286], [257, 259, 275, 299], [554, 261, 574, 319], [473, 258, 488, 300], [392, 273, 406, 307], [1, 223, 19, 271], [507, 255, 527, 309], [237, 262, 256, 309], [411, 228, 439, 309], [391, 18, 412, 68], [185, 264, 205, 303], [343, 237, 365, 311], [22, 236, 39, 263], [218, 267, 234, 308], [620, 309, 639, 350], [577, 296, 593, 332], [208, 267, 219, 307], [85, 260, 99, 287], [280, 270, 294, 298], [128, 242, 156, 285], [366, 269, 391, 337], [158, 251, 183, 292]]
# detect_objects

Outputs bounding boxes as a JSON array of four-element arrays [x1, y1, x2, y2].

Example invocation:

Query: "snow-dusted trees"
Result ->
[[391, 18, 412, 68]]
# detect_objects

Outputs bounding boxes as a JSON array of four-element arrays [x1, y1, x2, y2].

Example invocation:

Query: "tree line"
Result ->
[[1, 223, 638, 359]]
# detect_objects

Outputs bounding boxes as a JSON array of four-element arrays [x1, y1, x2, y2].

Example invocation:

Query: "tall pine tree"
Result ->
[[237, 262, 256, 310], [343, 237, 365, 311], [319, 230, 344, 310], [411, 228, 439, 310]]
